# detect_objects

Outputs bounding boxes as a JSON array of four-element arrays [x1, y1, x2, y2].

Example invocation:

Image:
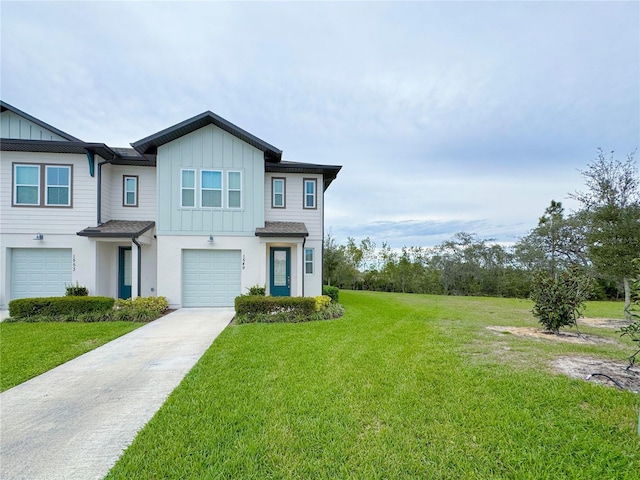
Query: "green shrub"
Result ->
[[323, 285, 339, 303], [234, 295, 345, 324], [65, 282, 89, 296], [114, 296, 168, 315], [247, 285, 266, 296], [530, 268, 593, 333], [9, 296, 115, 319], [315, 295, 332, 311]]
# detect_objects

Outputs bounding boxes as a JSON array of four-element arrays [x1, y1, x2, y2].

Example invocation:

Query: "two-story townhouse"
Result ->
[[0, 102, 341, 309]]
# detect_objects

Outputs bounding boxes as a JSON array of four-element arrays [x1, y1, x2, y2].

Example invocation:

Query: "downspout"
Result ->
[[132, 236, 142, 298], [302, 237, 306, 297], [96, 160, 109, 225]]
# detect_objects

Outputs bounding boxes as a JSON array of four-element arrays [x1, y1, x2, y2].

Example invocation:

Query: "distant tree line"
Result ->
[[324, 149, 640, 312]]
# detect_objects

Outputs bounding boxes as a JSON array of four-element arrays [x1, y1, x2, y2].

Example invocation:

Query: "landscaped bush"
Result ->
[[65, 282, 89, 296], [114, 296, 169, 315], [323, 285, 339, 303], [234, 295, 344, 324], [9, 296, 115, 319], [246, 285, 266, 296]]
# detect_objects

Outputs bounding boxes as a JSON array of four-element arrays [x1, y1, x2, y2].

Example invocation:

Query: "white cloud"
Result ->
[[1, 1, 637, 248]]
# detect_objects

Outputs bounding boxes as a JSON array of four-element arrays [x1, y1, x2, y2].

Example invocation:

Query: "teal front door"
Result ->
[[118, 247, 132, 299], [270, 247, 290, 296]]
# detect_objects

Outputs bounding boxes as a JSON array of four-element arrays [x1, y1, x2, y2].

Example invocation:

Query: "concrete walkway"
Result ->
[[0, 308, 234, 480]]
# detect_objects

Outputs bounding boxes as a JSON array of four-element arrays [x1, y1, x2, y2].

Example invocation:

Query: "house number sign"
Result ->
[[72, 254, 76, 272]]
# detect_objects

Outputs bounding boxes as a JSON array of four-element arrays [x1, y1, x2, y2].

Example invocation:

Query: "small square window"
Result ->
[[123, 176, 138, 207]]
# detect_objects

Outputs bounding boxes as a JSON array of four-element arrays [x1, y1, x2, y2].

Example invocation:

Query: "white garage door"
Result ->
[[11, 248, 72, 300], [182, 250, 241, 307]]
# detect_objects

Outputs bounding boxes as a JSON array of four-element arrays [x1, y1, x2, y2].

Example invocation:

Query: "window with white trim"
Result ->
[[304, 248, 314, 274], [201, 170, 222, 208], [227, 171, 242, 208], [181, 169, 196, 207], [272, 177, 285, 208], [45, 166, 71, 206], [123, 175, 138, 207], [304, 178, 317, 209], [14, 164, 40, 205]]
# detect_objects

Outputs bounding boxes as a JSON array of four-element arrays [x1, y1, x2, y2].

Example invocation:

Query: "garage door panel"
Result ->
[[182, 250, 241, 307], [11, 248, 72, 300]]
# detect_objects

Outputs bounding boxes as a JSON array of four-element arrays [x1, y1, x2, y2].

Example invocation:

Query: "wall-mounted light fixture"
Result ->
[[208, 234, 214, 244], [33, 233, 44, 241]]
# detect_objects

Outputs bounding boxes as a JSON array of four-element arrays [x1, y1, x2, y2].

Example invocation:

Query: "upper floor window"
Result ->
[[228, 171, 242, 209], [181, 169, 195, 207], [14, 164, 40, 205], [304, 178, 317, 209], [13, 163, 72, 207], [272, 177, 285, 208], [201, 170, 222, 208], [123, 175, 138, 207], [45, 166, 71, 206], [305, 248, 314, 274]]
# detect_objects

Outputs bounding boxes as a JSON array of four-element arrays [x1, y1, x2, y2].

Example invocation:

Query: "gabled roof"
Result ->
[[0, 100, 82, 142], [131, 111, 283, 161]]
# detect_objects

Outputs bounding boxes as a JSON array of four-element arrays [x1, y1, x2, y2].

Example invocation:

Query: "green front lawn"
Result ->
[[0, 322, 142, 392], [108, 291, 639, 479]]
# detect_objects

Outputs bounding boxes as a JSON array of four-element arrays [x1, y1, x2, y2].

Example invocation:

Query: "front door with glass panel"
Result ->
[[270, 247, 290, 296], [118, 247, 132, 299]]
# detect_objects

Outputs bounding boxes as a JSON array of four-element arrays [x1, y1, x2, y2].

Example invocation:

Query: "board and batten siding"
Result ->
[[264, 173, 323, 240], [156, 124, 264, 235], [1, 110, 69, 141], [0, 152, 97, 233], [105, 164, 156, 221]]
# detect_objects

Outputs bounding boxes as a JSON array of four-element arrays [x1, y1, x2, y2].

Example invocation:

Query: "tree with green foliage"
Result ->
[[530, 267, 594, 333], [571, 149, 640, 320], [515, 201, 589, 275]]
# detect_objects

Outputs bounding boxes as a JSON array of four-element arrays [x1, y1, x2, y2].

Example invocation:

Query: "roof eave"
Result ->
[[131, 111, 282, 161]]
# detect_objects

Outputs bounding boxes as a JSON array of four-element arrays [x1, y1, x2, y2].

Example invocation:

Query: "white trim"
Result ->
[[13, 164, 40, 205], [304, 247, 314, 274], [123, 175, 138, 207], [227, 170, 243, 209], [304, 178, 316, 209], [272, 177, 285, 208], [180, 169, 196, 208], [44, 165, 71, 206], [200, 169, 223, 208]]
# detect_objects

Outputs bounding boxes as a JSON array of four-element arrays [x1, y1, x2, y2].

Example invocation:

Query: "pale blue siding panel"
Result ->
[[156, 123, 264, 235]]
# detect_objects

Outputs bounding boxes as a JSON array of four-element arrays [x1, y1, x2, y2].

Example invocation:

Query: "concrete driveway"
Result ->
[[0, 308, 234, 480]]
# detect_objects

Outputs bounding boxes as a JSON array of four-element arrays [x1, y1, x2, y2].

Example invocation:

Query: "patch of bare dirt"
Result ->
[[579, 317, 630, 329], [486, 326, 617, 345], [551, 356, 640, 392]]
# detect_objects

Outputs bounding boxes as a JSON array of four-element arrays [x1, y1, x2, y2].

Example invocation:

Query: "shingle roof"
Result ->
[[77, 220, 155, 238], [255, 221, 309, 237]]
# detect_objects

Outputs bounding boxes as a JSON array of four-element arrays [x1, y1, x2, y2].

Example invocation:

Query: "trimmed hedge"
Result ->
[[9, 296, 115, 319], [115, 296, 169, 315], [323, 285, 339, 303], [235, 295, 316, 318]]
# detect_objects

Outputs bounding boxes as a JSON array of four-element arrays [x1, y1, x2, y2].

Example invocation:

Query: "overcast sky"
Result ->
[[2, 1, 638, 248]]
